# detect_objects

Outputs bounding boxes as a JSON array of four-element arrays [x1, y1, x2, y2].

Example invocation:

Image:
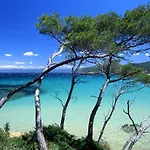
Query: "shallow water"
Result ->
[[0, 72, 150, 150]]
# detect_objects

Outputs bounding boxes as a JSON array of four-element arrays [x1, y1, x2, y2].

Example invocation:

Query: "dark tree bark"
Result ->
[[86, 56, 112, 148], [86, 79, 110, 147], [60, 76, 76, 129], [98, 90, 122, 143], [122, 101, 150, 150], [60, 60, 83, 129]]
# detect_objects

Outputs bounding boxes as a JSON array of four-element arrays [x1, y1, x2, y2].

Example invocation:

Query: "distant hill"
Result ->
[[80, 65, 102, 74], [80, 61, 150, 74], [132, 61, 150, 73]]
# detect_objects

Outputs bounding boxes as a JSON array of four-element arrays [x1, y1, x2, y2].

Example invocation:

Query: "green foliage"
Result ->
[[36, 4, 150, 58], [110, 60, 121, 74], [136, 73, 150, 85], [21, 125, 109, 150], [0, 128, 29, 150], [0, 128, 9, 149], [4, 122, 10, 133], [22, 131, 38, 149], [120, 63, 150, 85], [90, 141, 107, 150], [120, 64, 141, 77], [37, 12, 63, 36], [0, 124, 109, 150], [123, 5, 150, 36], [80, 59, 121, 74], [133, 61, 150, 73]]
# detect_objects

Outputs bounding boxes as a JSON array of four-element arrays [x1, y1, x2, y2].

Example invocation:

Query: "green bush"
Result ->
[[31, 124, 109, 150], [4, 122, 10, 133], [0, 128, 9, 150], [0, 128, 38, 150], [22, 130, 38, 149], [0, 125, 110, 150]]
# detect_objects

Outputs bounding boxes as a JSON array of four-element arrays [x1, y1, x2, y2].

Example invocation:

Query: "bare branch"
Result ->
[[0, 53, 108, 109], [34, 43, 66, 150], [123, 100, 138, 135], [122, 103, 150, 150], [90, 95, 98, 99], [98, 84, 124, 142], [55, 92, 64, 107]]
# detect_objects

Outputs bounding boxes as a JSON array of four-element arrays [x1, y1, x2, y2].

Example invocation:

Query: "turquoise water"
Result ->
[[0, 72, 150, 150]]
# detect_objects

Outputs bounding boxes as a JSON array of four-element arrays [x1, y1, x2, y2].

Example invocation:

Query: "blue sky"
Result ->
[[0, 0, 150, 69]]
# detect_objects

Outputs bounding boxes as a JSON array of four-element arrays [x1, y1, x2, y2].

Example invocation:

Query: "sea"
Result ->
[[0, 70, 150, 150]]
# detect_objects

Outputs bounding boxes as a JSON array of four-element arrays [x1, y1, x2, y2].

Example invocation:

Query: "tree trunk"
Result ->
[[122, 140, 131, 150], [0, 53, 107, 109], [98, 93, 121, 143], [60, 77, 75, 129], [35, 79, 47, 150], [86, 79, 110, 147], [127, 142, 135, 150]]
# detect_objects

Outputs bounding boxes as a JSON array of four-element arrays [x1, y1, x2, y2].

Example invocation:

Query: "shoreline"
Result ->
[[8, 123, 150, 150], [9, 131, 24, 137]]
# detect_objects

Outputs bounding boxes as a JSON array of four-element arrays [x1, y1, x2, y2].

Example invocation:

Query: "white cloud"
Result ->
[[24, 52, 39, 56], [5, 54, 12, 57], [13, 61, 25, 65], [0, 65, 44, 69], [133, 53, 139, 56], [80, 51, 84, 54], [145, 53, 150, 57], [29, 62, 32, 64], [119, 53, 124, 56], [60, 64, 72, 69]]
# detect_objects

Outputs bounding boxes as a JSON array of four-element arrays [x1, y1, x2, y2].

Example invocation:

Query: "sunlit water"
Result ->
[[0, 72, 150, 150]]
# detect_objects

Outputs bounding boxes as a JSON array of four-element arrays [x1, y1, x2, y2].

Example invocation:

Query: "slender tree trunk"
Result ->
[[86, 79, 110, 147], [127, 142, 135, 150], [60, 77, 75, 129], [98, 93, 121, 143], [122, 139, 131, 150], [35, 79, 47, 150]]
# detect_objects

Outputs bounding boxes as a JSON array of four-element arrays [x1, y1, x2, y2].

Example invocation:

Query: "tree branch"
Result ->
[[55, 92, 64, 107], [98, 84, 124, 142], [123, 100, 138, 135], [0, 53, 108, 109], [122, 104, 150, 150], [109, 70, 140, 83]]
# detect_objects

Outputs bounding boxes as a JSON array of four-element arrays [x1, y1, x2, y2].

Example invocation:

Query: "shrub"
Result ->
[[0, 128, 9, 149], [4, 122, 10, 133], [23, 124, 109, 150], [0, 125, 110, 150]]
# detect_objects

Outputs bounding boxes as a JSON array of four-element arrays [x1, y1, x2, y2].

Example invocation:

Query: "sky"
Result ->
[[0, 0, 150, 69]]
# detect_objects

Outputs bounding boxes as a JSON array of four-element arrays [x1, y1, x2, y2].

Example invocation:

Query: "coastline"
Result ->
[[9, 132, 24, 137]]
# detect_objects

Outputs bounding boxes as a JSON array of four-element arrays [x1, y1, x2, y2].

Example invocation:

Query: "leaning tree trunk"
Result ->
[[34, 45, 66, 149], [86, 79, 110, 148], [60, 76, 75, 129], [127, 142, 135, 150], [98, 92, 121, 143], [35, 79, 47, 150]]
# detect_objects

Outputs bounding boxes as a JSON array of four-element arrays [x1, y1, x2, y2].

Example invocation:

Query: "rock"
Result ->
[[121, 124, 140, 133]]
